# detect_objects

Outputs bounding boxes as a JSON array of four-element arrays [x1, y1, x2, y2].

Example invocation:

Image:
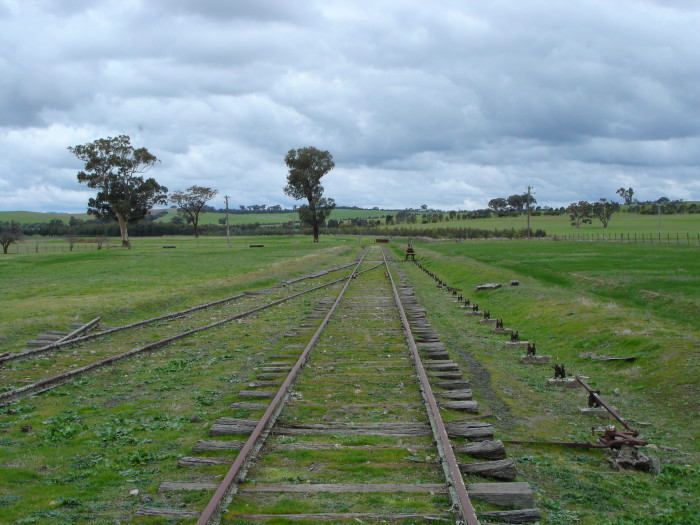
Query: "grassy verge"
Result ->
[[388, 240, 699, 524]]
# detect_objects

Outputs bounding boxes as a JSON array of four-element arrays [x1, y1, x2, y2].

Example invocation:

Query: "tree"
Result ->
[[298, 197, 336, 230], [69, 135, 168, 248], [506, 194, 525, 213], [567, 201, 593, 228], [0, 221, 23, 254], [170, 186, 218, 238], [616, 187, 635, 205], [65, 226, 79, 252], [283, 146, 335, 242], [592, 198, 620, 228], [488, 198, 509, 216]]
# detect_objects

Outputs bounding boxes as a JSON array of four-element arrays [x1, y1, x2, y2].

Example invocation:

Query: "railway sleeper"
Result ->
[[459, 459, 518, 481], [210, 418, 494, 440], [238, 390, 276, 398], [421, 350, 451, 360], [231, 481, 533, 508], [440, 400, 479, 412], [423, 361, 460, 371], [427, 371, 463, 380], [232, 512, 452, 521], [434, 379, 470, 389], [453, 439, 507, 460], [436, 388, 473, 400]]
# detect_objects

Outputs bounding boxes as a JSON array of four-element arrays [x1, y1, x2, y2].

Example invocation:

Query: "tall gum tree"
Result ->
[[69, 135, 168, 247], [283, 146, 335, 242]]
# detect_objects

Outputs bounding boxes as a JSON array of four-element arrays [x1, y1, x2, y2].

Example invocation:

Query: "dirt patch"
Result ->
[[450, 342, 515, 432]]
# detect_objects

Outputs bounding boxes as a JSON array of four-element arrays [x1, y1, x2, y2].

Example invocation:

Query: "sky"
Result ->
[[1, 0, 699, 213]]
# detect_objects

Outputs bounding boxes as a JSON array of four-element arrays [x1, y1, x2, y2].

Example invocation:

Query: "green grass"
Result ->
[[388, 212, 700, 236], [440, 241, 700, 329]]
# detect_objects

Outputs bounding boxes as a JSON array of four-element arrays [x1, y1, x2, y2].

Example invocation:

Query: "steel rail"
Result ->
[[575, 375, 639, 435], [0, 261, 358, 366], [382, 248, 480, 525], [196, 249, 373, 525], [0, 264, 381, 407], [56, 317, 102, 344], [0, 294, 248, 365]]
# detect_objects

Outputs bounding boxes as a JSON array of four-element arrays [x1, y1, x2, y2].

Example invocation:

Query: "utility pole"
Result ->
[[526, 185, 533, 239], [224, 195, 231, 248]]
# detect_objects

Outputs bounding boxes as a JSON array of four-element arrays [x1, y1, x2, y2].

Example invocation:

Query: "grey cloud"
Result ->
[[0, 0, 698, 213]]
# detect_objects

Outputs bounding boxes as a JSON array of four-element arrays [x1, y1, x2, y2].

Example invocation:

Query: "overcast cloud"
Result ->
[[1, 0, 699, 212]]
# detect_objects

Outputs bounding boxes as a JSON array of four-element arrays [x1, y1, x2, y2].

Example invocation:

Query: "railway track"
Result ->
[[0, 260, 364, 405], [135, 246, 539, 524]]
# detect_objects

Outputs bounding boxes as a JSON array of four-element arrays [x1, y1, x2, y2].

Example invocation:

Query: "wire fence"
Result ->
[[4, 238, 231, 253], [549, 232, 699, 245], [3, 231, 699, 254]]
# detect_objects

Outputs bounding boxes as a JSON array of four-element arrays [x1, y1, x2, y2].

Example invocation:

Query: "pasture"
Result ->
[[389, 212, 700, 237]]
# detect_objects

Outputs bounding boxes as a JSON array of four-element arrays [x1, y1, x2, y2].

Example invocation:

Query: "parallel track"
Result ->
[[0, 260, 366, 406]]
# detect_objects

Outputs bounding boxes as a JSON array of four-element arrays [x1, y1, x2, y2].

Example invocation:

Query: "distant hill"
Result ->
[[0, 211, 92, 224], [0, 208, 395, 226]]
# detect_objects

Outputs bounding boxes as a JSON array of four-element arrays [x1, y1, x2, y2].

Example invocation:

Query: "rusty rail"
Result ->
[[196, 249, 372, 524], [383, 248, 480, 525], [0, 262, 358, 366], [56, 317, 102, 344], [0, 266, 377, 407], [575, 375, 639, 436]]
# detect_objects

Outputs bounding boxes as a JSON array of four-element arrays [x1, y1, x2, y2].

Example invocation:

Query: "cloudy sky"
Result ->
[[1, 0, 699, 213]]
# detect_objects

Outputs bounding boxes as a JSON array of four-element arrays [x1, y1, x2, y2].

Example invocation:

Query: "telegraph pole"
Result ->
[[526, 185, 533, 239], [224, 195, 231, 248]]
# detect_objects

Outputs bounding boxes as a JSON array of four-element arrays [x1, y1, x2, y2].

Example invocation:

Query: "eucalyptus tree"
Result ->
[[592, 198, 620, 228], [170, 186, 218, 238], [0, 221, 23, 254], [69, 135, 167, 248], [283, 146, 335, 242], [567, 201, 593, 229]]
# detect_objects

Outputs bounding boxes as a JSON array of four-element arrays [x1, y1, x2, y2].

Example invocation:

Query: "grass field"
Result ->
[[0, 237, 698, 523], [388, 212, 700, 236]]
